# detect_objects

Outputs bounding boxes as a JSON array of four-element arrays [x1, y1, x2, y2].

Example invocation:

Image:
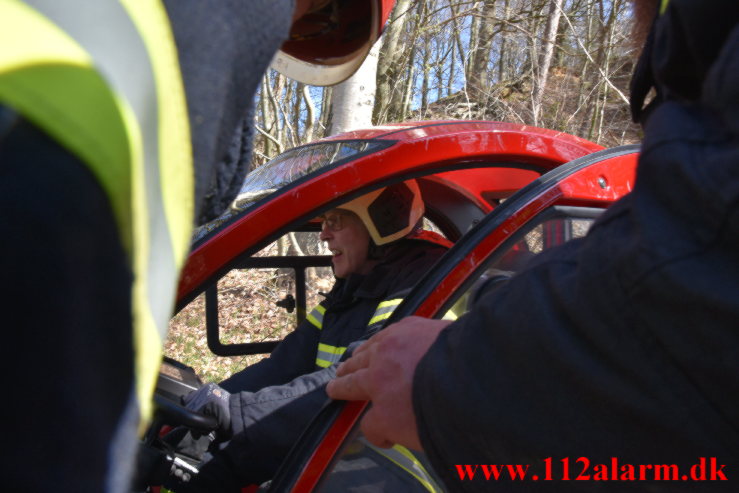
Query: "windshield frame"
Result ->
[[191, 139, 396, 248]]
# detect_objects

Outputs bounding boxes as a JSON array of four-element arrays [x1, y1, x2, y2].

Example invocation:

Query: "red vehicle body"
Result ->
[[176, 121, 604, 305], [154, 120, 638, 491]]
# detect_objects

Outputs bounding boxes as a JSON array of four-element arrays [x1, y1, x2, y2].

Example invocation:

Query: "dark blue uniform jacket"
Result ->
[[414, 5, 739, 492], [184, 238, 448, 491]]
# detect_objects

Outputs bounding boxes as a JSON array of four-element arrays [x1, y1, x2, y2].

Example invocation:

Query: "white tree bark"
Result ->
[[532, 0, 563, 126], [328, 39, 383, 135]]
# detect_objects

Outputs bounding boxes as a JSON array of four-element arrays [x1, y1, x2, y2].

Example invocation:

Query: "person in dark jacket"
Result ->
[[328, 1, 739, 492], [2, 1, 394, 492], [172, 181, 450, 492], [1, 2, 293, 492]]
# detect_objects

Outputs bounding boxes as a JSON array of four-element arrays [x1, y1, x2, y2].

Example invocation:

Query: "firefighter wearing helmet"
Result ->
[[338, 180, 427, 246], [173, 180, 449, 492]]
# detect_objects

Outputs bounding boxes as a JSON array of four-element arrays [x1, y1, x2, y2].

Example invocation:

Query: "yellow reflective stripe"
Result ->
[[0, 1, 133, 252], [2, 0, 193, 430], [0, 1, 89, 72], [660, 0, 670, 15], [318, 343, 347, 355], [306, 304, 326, 329], [29, 0, 184, 434], [392, 445, 443, 493], [368, 298, 403, 326], [364, 440, 443, 493], [315, 343, 347, 368], [368, 311, 392, 326], [443, 293, 467, 321], [121, 0, 193, 265], [376, 298, 403, 310], [29, 0, 183, 335], [117, 0, 193, 429]]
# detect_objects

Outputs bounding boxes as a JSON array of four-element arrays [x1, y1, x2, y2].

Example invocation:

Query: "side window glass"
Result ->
[[165, 231, 333, 381], [445, 209, 599, 321]]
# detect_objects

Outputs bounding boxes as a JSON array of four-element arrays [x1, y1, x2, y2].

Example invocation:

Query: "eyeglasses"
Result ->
[[320, 211, 349, 232]]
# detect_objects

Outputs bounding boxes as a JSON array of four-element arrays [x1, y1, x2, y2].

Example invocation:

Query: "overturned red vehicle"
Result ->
[[145, 120, 638, 491]]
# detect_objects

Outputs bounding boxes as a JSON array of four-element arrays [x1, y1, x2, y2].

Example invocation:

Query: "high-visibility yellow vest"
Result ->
[[0, 0, 194, 430]]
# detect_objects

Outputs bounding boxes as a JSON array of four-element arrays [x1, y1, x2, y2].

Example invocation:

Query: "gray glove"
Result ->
[[182, 383, 232, 440]]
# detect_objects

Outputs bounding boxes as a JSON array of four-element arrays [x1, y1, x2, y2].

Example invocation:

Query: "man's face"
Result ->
[[319, 209, 376, 278]]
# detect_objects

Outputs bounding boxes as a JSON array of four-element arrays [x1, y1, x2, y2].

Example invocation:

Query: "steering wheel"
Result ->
[[153, 394, 219, 434]]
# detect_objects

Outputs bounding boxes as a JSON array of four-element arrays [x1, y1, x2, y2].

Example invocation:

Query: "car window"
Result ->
[[443, 209, 599, 321], [218, 231, 334, 344], [165, 230, 332, 382], [166, 219, 457, 383]]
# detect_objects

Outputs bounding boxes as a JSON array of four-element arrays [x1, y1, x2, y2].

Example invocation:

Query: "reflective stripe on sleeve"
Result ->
[[4, 0, 192, 430], [306, 304, 326, 329], [315, 343, 347, 368], [24, 0, 190, 339], [367, 298, 403, 326]]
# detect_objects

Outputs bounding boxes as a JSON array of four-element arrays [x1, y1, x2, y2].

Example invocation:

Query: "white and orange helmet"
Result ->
[[339, 180, 425, 246], [272, 0, 396, 86]]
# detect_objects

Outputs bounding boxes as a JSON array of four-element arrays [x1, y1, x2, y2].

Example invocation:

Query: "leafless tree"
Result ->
[[251, 0, 640, 171]]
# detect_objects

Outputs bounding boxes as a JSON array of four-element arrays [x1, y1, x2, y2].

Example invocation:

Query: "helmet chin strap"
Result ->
[[366, 222, 424, 260], [367, 238, 388, 261]]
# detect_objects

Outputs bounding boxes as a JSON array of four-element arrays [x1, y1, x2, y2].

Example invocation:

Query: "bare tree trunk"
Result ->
[[260, 72, 285, 158], [375, 0, 413, 123], [576, 0, 627, 141], [329, 40, 382, 135], [401, 58, 416, 120], [446, 0, 468, 88], [498, 0, 511, 84], [319, 86, 332, 138], [448, 31, 456, 97], [284, 82, 297, 147], [466, 0, 496, 103], [467, 4, 480, 85], [532, 0, 563, 125], [394, 0, 424, 122], [302, 84, 315, 143], [257, 76, 272, 163], [420, 7, 432, 116]]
